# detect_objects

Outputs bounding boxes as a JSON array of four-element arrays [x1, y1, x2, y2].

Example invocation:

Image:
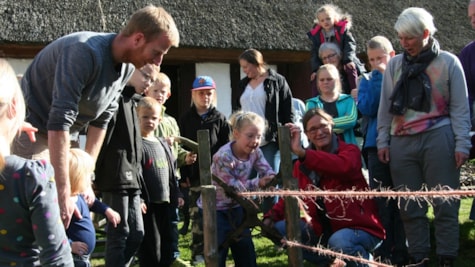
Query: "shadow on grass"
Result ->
[[458, 220, 475, 266]]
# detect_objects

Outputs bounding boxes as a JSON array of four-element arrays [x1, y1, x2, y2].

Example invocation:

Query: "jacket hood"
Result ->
[[308, 18, 350, 37]]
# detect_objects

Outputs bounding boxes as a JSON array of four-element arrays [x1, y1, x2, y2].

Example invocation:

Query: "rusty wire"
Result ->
[[240, 186, 475, 200], [284, 240, 393, 267]]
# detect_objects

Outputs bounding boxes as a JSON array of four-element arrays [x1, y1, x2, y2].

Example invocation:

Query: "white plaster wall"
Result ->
[[6, 58, 32, 76], [195, 63, 232, 118]]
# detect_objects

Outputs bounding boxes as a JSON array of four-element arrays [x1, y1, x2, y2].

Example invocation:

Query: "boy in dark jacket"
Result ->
[[179, 76, 230, 264], [94, 64, 159, 267]]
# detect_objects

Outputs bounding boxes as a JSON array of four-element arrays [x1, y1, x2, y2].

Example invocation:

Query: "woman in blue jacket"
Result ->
[[306, 64, 358, 145]]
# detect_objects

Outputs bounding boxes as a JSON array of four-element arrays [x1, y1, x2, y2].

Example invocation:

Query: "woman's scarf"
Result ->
[[389, 37, 440, 115]]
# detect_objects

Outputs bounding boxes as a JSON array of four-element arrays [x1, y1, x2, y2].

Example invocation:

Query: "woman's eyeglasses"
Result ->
[[321, 53, 338, 61], [305, 125, 330, 135]]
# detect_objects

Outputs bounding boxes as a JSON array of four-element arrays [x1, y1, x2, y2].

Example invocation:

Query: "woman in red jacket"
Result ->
[[263, 108, 385, 267]]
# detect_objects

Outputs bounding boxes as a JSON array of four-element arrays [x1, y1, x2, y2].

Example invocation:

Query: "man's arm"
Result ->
[[84, 125, 107, 161], [81, 125, 106, 205], [48, 130, 74, 227]]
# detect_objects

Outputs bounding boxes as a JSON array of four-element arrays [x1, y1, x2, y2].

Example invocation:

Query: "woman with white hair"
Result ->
[[377, 7, 471, 267], [318, 42, 359, 98]]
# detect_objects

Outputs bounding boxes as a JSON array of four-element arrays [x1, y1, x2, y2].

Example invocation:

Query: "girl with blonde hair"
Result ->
[[0, 59, 74, 266]]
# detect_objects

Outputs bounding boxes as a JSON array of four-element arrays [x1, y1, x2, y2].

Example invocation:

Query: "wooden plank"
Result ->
[[197, 130, 218, 266], [198, 130, 212, 186], [201, 185, 219, 267], [278, 126, 303, 266]]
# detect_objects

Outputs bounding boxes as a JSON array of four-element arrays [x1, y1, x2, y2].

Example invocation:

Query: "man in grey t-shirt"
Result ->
[[12, 5, 179, 232]]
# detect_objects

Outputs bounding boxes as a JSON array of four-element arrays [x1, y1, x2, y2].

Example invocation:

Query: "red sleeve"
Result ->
[[301, 142, 362, 181], [264, 197, 285, 221]]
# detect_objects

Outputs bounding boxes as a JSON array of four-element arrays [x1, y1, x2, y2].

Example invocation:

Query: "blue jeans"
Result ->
[[216, 207, 257, 267], [102, 191, 144, 267], [329, 228, 382, 267], [274, 220, 331, 265], [169, 206, 180, 259], [261, 141, 281, 173], [260, 142, 281, 213]]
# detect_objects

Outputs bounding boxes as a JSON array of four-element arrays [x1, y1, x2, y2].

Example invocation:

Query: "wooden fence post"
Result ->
[[197, 130, 218, 266], [278, 126, 303, 267]]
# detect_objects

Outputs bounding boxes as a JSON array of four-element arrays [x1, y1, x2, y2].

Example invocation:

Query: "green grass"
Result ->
[[91, 198, 475, 266], [434, 197, 475, 267]]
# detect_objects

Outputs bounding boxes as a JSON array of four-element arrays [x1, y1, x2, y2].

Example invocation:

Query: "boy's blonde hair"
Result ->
[[137, 96, 162, 115], [155, 72, 171, 92], [367, 36, 394, 54], [228, 110, 266, 141], [121, 5, 179, 47], [69, 148, 95, 195]]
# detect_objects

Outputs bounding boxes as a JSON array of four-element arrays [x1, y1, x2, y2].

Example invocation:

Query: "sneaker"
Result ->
[[193, 255, 205, 265]]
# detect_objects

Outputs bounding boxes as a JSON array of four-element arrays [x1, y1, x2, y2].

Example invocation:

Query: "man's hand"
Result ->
[[378, 147, 390, 164], [49, 130, 75, 228], [105, 208, 121, 228], [21, 122, 38, 142], [455, 151, 469, 168], [62, 196, 81, 228]]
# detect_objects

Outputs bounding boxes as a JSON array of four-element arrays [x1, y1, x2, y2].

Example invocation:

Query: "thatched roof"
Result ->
[[1, 0, 473, 56]]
